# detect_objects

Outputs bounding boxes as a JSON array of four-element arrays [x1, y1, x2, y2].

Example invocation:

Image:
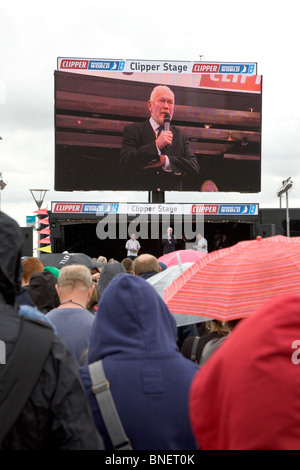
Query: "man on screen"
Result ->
[[120, 85, 200, 191]]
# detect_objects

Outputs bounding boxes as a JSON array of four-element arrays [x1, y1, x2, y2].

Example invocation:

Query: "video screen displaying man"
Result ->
[[120, 85, 200, 191]]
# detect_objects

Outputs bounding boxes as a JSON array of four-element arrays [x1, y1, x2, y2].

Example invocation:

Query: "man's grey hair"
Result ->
[[149, 85, 175, 103]]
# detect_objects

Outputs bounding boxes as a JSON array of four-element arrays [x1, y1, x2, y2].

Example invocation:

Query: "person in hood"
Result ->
[[28, 271, 60, 314], [79, 273, 199, 450], [189, 294, 300, 450], [0, 211, 104, 450]]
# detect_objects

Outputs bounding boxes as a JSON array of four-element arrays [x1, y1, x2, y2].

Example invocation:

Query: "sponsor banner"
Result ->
[[191, 204, 258, 215], [57, 58, 257, 75], [199, 74, 261, 93], [52, 203, 83, 213], [52, 202, 258, 216], [52, 202, 119, 213], [219, 204, 258, 215], [118, 203, 182, 215]]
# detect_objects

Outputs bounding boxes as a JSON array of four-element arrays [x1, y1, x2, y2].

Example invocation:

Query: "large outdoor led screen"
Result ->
[[55, 58, 262, 193]]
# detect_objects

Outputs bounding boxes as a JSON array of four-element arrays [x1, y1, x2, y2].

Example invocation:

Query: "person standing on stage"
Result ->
[[125, 233, 141, 261], [162, 227, 177, 255], [193, 233, 208, 253]]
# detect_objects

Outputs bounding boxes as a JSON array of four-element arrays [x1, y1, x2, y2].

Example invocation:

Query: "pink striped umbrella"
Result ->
[[158, 249, 207, 268], [164, 235, 300, 322]]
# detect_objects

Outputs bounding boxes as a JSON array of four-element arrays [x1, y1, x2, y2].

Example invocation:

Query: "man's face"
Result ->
[[148, 88, 174, 125]]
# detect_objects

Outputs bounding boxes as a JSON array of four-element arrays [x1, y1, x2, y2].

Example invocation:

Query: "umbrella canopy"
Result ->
[[164, 235, 300, 322], [158, 249, 207, 268], [147, 262, 210, 327], [40, 252, 101, 271]]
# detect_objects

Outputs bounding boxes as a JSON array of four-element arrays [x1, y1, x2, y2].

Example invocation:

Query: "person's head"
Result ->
[[21, 257, 44, 285], [97, 261, 126, 300], [133, 254, 161, 276], [148, 85, 175, 125], [56, 264, 94, 304], [97, 255, 107, 267], [122, 257, 134, 274], [28, 271, 60, 314], [196, 233, 203, 240], [205, 319, 231, 337], [130, 233, 136, 241], [167, 227, 173, 235]]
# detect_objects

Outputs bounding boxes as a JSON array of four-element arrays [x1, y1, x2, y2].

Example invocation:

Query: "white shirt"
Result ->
[[126, 239, 141, 257], [194, 237, 208, 253]]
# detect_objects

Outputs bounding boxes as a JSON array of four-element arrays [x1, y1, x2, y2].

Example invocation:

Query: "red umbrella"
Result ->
[[158, 249, 207, 268], [164, 235, 300, 322]]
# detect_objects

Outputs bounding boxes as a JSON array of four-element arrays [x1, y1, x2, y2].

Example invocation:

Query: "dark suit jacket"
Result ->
[[162, 234, 177, 254], [120, 119, 199, 191]]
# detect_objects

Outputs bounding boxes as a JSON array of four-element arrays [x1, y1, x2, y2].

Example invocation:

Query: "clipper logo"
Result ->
[[193, 63, 256, 74], [53, 203, 83, 213], [191, 204, 219, 214], [192, 64, 220, 73], [60, 60, 88, 69], [88, 61, 125, 71]]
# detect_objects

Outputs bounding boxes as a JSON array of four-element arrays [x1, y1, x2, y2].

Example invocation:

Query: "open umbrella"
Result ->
[[40, 252, 101, 271], [158, 249, 207, 268], [147, 262, 210, 327], [164, 235, 300, 322]]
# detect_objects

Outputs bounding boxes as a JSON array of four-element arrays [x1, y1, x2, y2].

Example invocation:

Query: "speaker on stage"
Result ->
[[21, 227, 33, 257]]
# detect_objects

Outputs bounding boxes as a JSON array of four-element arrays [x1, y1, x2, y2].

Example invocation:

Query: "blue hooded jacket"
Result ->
[[79, 273, 199, 450]]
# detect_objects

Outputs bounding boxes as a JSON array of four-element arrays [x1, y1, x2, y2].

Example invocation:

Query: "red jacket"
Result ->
[[189, 294, 300, 450]]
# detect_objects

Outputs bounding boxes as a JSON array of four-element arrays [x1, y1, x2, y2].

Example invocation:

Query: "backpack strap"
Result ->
[[190, 336, 200, 363], [199, 336, 227, 366], [0, 315, 54, 444], [88, 359, 133, 450]]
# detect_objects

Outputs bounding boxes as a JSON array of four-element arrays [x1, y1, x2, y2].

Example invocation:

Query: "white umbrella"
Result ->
[[147, 259, 210, 327]]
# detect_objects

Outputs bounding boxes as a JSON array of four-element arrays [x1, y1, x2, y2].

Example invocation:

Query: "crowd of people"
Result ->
[[1, 210, 300, 450]]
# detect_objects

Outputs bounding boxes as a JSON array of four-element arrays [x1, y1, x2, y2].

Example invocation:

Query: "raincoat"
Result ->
[[80, 273, 199, 450], [0, 211, 103, 449], [189, 294, 300, 450]]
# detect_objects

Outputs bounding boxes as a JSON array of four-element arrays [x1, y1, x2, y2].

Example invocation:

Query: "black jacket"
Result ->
[[162, 233, 177, 254], [0, 211, 104, 450], [120, 119, 199, 191]]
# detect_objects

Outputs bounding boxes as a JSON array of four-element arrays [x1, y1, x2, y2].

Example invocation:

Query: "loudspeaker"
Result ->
[[20, 227, 33, 257]]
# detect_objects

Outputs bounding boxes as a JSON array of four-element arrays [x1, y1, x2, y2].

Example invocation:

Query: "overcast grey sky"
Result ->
[[1, 0, 300, 229]]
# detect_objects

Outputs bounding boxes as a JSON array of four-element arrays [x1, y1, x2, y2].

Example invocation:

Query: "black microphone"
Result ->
[[164, 113, 171, 132]]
